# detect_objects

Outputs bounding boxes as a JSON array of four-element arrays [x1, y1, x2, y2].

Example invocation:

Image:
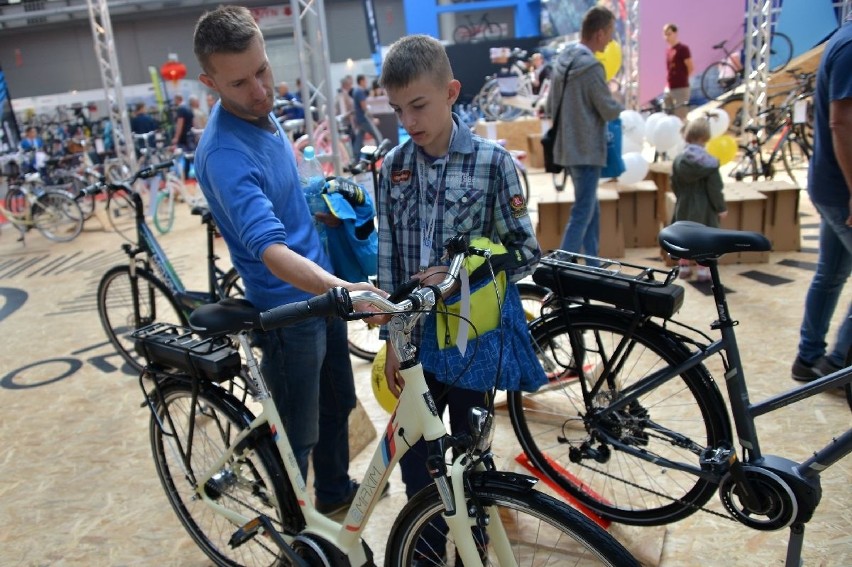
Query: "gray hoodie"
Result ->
[[545, 43, 623, 167]]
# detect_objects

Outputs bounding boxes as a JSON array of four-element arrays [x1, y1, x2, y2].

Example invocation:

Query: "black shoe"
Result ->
[[791, 355, 842, 383], [315, 480, 390, 516]]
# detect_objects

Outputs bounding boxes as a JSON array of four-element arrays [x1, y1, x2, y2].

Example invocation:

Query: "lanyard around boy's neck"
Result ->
[[417, 122, 457, 272]]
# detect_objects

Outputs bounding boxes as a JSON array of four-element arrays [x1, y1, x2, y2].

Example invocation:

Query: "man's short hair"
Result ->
[[193, 5, 262, 74], [380, 34, 453, 91], [664, 23, 678, 34], [581, 6, 616, 42]]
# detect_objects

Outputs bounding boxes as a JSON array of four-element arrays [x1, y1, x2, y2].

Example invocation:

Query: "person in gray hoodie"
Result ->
[[545, 5, 623, 261]]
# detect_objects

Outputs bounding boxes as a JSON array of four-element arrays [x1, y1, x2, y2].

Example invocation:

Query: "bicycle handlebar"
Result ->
[[77, 160, 173, 197], [259, 235, 470, 331]]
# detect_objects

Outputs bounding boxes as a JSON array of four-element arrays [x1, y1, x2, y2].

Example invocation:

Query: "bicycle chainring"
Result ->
[[718, 466, 798, 530]]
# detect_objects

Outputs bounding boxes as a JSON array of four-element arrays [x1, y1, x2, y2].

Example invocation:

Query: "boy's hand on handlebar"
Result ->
[[413, 265, 458, 295]]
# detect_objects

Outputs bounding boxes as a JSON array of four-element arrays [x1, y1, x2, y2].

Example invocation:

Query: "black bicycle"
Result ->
[[507, 222, 850, 566], [83, 162, 243, 372], [700, 32, 793, 100]]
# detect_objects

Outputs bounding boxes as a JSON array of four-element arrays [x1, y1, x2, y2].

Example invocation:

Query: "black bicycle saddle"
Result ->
[[190, 297, 261, 336], [658, 221, 771, 261]]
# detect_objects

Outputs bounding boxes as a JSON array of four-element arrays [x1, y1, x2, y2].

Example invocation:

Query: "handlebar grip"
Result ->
[[137, 160, 174, 180], [376, 138, 392, 158], [77, 182, 103, 197], [260, 287, 352, 330]]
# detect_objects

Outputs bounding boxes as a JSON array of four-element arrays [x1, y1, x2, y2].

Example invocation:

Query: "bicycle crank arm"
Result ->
[[229, 515, 309, 567]]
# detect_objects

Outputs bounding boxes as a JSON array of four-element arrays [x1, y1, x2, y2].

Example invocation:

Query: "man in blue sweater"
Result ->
[[192, 5, 383, 516]]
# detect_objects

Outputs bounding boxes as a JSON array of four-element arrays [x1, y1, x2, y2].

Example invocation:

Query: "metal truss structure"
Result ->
[[86, 0, 136, 172], [619, 0, 640, 110], [740, 0, 777, 130]]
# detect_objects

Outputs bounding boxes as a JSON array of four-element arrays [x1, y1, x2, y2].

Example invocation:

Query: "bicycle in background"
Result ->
[[700, 31, 793, 100], [132, 234, 639, 566], [81, 162, 242, 373]]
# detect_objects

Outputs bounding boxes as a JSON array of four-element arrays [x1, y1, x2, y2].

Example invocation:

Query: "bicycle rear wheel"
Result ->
[[769, 32, 793, 74], [701, 62, 742, 100], [508, 306, 732, 525], [150, 379, 296, 566], [33, 190, 84, 242], [385, 477, 638, 566], [98, 265, 186, 373]]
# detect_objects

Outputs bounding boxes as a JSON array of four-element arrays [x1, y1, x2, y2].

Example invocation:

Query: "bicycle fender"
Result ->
[[467, 470, 538, 493]]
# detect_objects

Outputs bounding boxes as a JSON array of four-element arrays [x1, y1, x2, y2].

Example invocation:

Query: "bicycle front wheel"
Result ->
[[150, 379, 296, 566], [106, 188, 138, 243], [98, 265, 186, 373], [385, 477, 638, 566], [508, 307, 731, 526], [33, 190, 84, 242], [769, 32, 793, 73], [153, 188, 176, 235]]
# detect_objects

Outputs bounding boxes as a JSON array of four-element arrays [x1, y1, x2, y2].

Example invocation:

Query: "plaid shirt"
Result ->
[[377, 113, 540, 342]]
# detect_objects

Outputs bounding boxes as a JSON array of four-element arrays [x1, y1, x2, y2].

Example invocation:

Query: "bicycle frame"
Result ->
[[560, 258, 852, 483], [126, 190, 227, 314]]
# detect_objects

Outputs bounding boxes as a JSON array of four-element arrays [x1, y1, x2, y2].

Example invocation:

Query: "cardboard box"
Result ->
[[475, 117, 543, 152], [527, 133, 544, 169], [719, 184, 769, 264], [536, 188, 624, 259], [646, 161, 673, 226], [604, 180, 659, 247], [749, 179, 800, 252]]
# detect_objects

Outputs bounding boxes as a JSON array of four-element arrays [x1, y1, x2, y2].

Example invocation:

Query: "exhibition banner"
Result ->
[[0, 66, 20, 153]]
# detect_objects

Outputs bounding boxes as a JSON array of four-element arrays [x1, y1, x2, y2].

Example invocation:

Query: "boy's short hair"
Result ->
[[193, 5, 262, 74], [581, 6, 616, 41], [683, 117, 711, 143], [380, 35, 453, 91]]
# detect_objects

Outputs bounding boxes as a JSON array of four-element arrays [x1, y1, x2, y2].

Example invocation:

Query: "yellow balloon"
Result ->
[[371, 344, 398, 414], [595, 40, 622, 82], [706, 134, 739, 166]]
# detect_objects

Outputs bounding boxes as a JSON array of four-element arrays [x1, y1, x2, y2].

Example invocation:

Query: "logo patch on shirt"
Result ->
[[391, 169, 412, 183], [510, 194, 528, 218]]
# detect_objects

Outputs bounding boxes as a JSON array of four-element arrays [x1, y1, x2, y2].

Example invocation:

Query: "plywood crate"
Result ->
[[604, 179, 659, 247], [536, 188, 624, 259], [646, 161, 673, 227], [475, 117, 543, 152]]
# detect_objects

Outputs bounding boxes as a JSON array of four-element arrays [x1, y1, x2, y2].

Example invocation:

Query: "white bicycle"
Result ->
[[132, 235, 638, 566]]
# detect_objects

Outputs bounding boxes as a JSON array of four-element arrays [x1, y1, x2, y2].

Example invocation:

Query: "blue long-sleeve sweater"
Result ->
[[194, 104, 331, 311]]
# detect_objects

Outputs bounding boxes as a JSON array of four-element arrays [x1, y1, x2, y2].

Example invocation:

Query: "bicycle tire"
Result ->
[[453, 25, 472, 44], [780, 134, 810, 181], [33, 190, 84, 242], [700, 61, 742, 101], [221, 267, 246, 298], [98, 265, 186, 373], [384, 475, 639, 566], [769, 32, 793, 74], [106, 188, 138, 243], [517, 281, 550, 322], [4, 185, 26, 216], [508, 306, 732, 526], [153, 188, 176, 235], [730, 149, 761, 182], [482, 22, 503, 41], [348, 319, 382, 362], [150, 379, 298, 566]]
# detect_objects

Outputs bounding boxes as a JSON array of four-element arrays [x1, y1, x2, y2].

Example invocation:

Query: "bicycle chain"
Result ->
[[571, 458, 735, 522]]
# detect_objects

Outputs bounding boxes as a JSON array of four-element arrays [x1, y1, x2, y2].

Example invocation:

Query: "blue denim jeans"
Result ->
[[561, 165, 602, 263], [798, 201, 852, 367], [253, 316, 356, 504]]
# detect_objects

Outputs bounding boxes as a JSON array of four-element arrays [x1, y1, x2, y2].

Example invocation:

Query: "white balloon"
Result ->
[[621, 135, 643, 154], [706, 109, 731, 138], [620, 110, 645, 145], [644, 112, 668, 142], [618, 152, 650, 185], [668, 135, 686, 158], [652, 115, 683, 153]]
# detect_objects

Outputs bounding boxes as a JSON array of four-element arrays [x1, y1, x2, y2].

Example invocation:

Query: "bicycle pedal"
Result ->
[[700, 443, 735, 473], [229, 515, 271, 548]]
